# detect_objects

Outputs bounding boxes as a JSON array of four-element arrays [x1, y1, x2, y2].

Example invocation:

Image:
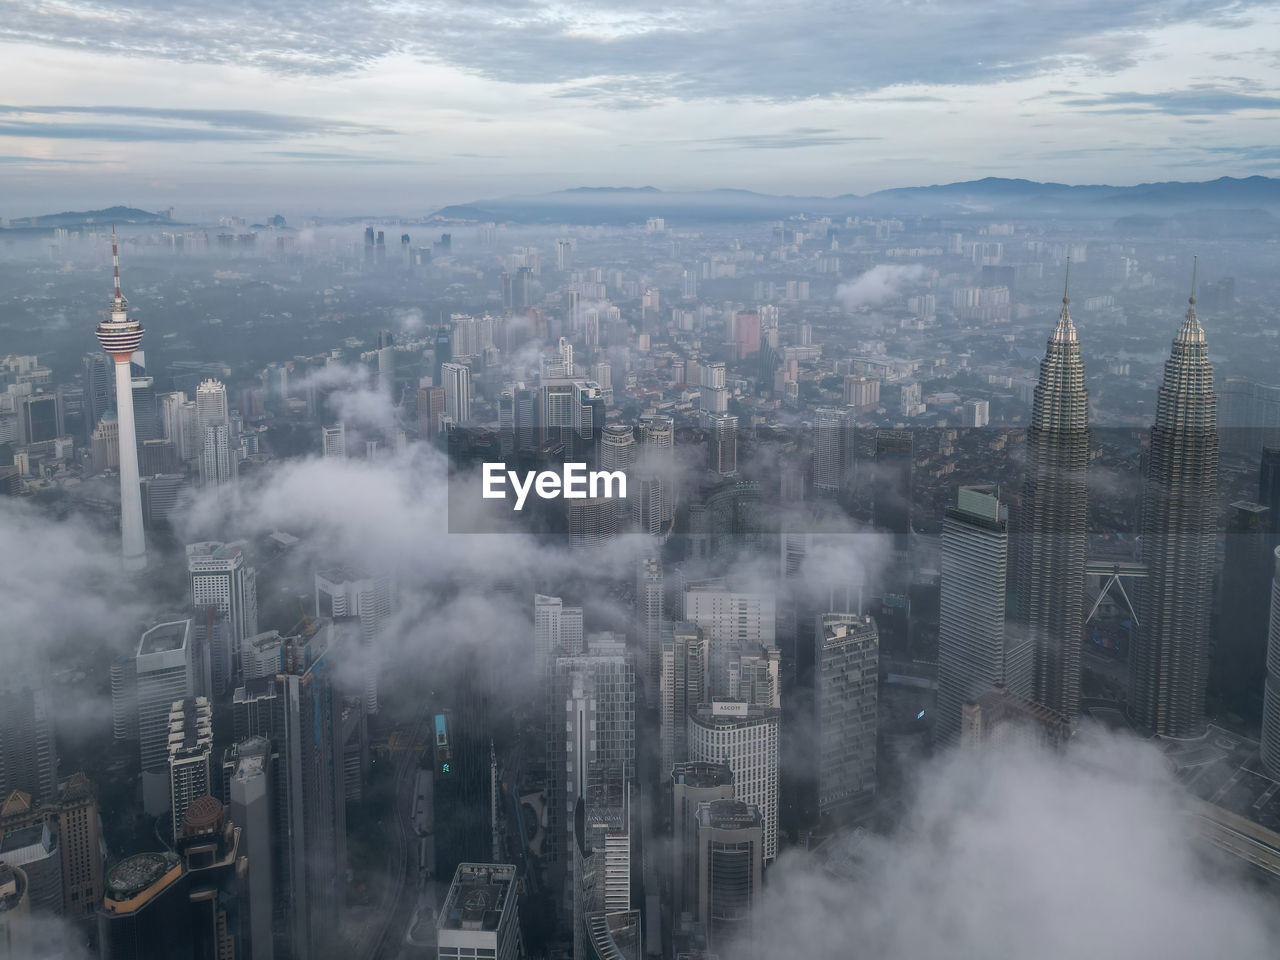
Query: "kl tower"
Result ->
[[97, 229, 147, 571]]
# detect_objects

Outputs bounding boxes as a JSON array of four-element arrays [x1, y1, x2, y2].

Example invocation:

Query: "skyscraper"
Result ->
[[687, 702, 778, 862], [1014, 266, 1088, 724], [441, 361, 471, 425], [661, 623, 710, 778], [437, 863, 523, 960], [695, 798, 763, 955], [82, 351, 114, 438], [0, 673, 58, 804], [316, 569, 393, 715], [1260, 548, 1280, 777], [1130, 267, 1219, 738], [708, 413, 737, 476], [814, 614, 878, 814], [136, 620, 195, 815], [636, 558, 664, 708], [227, 736, 274, 960], [1212, 501, 1272, 721], [95, 230, 147, 570], [321, 423, 346, 459], [187, 540, 258, 695], [670, 761, 733, 920], [937, 486, 1030, 744], [812, 407, 853, 496], [167, 697, 213, 844]]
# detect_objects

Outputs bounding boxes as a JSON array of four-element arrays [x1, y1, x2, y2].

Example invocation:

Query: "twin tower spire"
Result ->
[[1017, 256, 1211, 734]]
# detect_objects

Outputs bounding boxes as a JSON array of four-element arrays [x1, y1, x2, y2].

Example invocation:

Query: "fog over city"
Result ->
[[5, 2, 1280, 959]]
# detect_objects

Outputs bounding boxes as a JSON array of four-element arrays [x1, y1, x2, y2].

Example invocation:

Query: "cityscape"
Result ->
[[4, 3, 1280, 959]]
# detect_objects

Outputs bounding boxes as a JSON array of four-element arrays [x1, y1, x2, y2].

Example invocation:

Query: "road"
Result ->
[[355, 705, 431, 960]]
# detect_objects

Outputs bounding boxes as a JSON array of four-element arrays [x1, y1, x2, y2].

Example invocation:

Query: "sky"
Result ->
[[1, 0, 1279, 216]]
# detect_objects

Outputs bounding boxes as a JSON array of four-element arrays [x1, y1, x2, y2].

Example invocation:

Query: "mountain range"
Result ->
[[428, 176, 1280, 225]]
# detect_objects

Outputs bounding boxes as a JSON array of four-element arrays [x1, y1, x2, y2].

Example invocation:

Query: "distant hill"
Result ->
[[428, 176, 1280, 225], [13, 205, 177, 228]]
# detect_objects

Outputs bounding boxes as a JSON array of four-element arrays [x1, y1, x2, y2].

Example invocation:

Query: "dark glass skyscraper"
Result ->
[[1014, 267, 1089, 723], [1130, 268, 1219, 738]]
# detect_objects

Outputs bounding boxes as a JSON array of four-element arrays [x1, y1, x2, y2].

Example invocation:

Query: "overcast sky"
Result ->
[[2, 1, 1279, 216]]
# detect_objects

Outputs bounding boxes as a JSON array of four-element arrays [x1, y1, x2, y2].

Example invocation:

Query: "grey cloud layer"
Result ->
[[0, 0, 1259, 100], [0, 105, 396, 142]]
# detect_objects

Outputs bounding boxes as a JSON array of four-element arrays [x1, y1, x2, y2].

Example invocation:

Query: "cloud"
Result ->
[[0, 105, 396, 142], [739, 729, 1280, 960], [0, 154, 101, 164], [688, 128, 882, 151], [0, 0, 1260, 101], [1059, 87, 1280, 115], [836, 264, 929, 311]]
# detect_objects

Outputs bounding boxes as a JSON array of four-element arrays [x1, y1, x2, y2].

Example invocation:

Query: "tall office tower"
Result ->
[[194, 378, 229, 434], [571, 771, 631, 959], [1213, 502, 1272, 721], [91, 412, 120, 472], [661, 623, 711, 778], [557, 238, 572, 271], [1262, 447, 1280, 542], [437, 863, 523, 960], [1013, 267, 1088, 724], [514, 266, 533, 311], [573, 380, 605, 463], [513, 384, 537, 453], [187, 540, 258, 694], [375, 230, 386, 263], [1130, 270, 1218, 738], [726, 643, 780, 709], [601, 425, 636, 472], [241, 630, 285, 681], [364, 225, 375, 263], [1220, 377, 1280, 457], [1261, 549, 1280, 777], [732, 310, 762, 358], [566, 498, 618, 549], [0, 674, 57, 803], [82, 351, 115, 438], [687, 702, 779, 862], [636, 558, 664, 709], [814, 614, 878, 814], [873, 428, 914, 537], [175, 796, 242, 960], [812, 407, 853, 496], [97, 851, 189, 958], [316, 569, 393, 715], [159, 393, 198, 462], [843, 374, 879, 410], [95, 229, 147, 570], [695, 799, 763, 955], [937, 486, 1031, 744], [639, 413, 675, 450], [451, 315, 479, 360], [136, 620, 195, 816], [441, 361, 471, 425], [167, 697, 213, 844], [56, 773, 105, 920], [199, 422, 234, 489], [671, 762, 733, 921], [130, 375, 158, 443], [321, 422, 346, 458], [548, 641, 635, 877], [498, 390, 515, 457], [110, 657, 137, 741], [228, 737, 274, 960], [535, 594, 585, 675], [683, 583, 776, 698], [274, 624, 347, 958], [708, 413, 737, 477]]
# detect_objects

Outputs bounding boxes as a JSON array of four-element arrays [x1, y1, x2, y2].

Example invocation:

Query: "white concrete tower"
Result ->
[[96, 229, 147, 570]]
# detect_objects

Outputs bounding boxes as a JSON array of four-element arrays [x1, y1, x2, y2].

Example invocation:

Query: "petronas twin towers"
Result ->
[[1014, 261, 1217, 737], [1014, 267, 1089, 722]]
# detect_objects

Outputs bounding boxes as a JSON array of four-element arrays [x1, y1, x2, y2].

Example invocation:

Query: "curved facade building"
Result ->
[[1130, 270, 1219, 738], [1013, 267, 1089, 723]]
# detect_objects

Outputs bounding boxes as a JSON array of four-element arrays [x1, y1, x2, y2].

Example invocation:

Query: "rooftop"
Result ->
[[105, 852, 175, 901], [440, 863, 516, 933], [138, 619, 190, 656], [671, 761, 734, 790]]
